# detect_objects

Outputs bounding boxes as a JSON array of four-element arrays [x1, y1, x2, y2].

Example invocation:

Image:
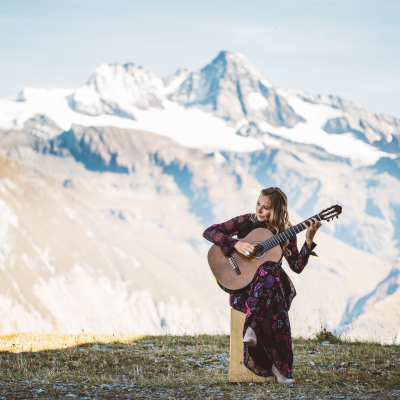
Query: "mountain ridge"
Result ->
[[0, 50, 399, 341]]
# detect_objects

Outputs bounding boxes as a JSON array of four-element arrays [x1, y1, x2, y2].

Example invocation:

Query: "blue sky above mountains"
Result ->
[[1, 0, 399, 117]]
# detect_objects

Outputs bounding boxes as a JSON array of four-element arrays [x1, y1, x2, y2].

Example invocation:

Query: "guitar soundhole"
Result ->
[[252, 242, 266, 259]]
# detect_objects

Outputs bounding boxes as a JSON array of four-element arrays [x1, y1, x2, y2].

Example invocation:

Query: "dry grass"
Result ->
[[0, 333, 399, 399]]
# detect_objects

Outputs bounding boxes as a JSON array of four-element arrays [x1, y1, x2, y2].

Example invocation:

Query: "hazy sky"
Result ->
[[1, 0, 399, 117]]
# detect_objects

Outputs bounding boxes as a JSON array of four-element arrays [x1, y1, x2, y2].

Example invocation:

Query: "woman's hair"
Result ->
[[251, 187, 292, 257]]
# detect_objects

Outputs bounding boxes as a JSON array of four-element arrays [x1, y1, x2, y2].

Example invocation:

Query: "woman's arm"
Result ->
[[285, 234, 318, 274], [202, 214, 252, 256], [285, 218, 320, 274]]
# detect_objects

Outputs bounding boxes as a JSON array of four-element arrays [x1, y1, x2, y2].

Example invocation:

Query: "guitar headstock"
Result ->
[[318, 205, 342, 222]]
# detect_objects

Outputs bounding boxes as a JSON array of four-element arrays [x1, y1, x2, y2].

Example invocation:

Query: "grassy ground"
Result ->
[[0, 333, 399, 399]]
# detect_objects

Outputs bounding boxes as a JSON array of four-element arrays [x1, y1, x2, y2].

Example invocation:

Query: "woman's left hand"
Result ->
[[301, 218, 322, 249]]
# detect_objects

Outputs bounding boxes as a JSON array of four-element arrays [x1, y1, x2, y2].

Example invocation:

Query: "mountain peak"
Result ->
[[72, 62, 164, 118], [215, 50, 248, 62], [166, 50, 301, 128], [209, 50, 271, 86]]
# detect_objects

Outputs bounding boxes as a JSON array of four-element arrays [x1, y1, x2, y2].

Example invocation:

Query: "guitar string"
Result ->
[[231, 217, 314, 260], [229, 214, 323, 260], [226, 213, 339, 276]]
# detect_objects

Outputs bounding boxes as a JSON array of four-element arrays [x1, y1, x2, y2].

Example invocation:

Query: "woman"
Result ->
[[203, 187, 321, 385]]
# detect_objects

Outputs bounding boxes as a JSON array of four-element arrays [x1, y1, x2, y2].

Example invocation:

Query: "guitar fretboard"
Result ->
[[256, 214, 321, 252]]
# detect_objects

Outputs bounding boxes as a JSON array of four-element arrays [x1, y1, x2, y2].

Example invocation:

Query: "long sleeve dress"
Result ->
[[203, 213, 317, 379]]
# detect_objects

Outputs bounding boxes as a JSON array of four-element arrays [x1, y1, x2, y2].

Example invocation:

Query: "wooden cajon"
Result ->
[[230, 308, 274, 383]]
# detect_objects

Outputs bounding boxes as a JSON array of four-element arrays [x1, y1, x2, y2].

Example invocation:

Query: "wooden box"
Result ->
[[230, 308, 274, 383]]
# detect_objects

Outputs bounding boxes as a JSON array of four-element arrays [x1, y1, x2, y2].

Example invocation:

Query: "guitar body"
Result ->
[[207, 204, 342, 294], [207, 228, 282, 294]]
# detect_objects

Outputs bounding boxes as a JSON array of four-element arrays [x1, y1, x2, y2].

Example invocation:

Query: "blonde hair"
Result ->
[[251, 187, 291, 257]]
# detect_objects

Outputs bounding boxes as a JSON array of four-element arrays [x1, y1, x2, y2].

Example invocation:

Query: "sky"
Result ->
[[1, 0, 399, 117]]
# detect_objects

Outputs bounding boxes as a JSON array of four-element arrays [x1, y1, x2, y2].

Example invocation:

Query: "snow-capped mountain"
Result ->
[[166, 51, 303, 129], [0, 51, 399, 342], [291, 90, 400, 152], [72, 63, 165, 118], [69, 51, 304, 130]]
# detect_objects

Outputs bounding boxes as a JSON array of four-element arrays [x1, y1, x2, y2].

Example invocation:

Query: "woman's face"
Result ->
[[256, 194, 272, 223]]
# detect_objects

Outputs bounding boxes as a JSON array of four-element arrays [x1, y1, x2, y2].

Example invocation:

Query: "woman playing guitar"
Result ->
[[203, 187, 321, 385]]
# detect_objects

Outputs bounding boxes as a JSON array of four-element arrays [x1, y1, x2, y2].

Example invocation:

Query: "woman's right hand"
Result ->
[[234, 241, 256, 257]]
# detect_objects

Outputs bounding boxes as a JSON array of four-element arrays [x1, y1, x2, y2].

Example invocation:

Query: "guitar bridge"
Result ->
[[228, 257, 241, 275]]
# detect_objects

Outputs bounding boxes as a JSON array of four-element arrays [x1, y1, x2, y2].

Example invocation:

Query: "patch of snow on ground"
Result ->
[[0, 89, 263, 153], [262, 134, 281, 148], [258, 96, 395, 165], [131, 101, 263, 152], [247, 92, 269, 110], [163, 71, 192, 95], [287, 95, 343, 126]]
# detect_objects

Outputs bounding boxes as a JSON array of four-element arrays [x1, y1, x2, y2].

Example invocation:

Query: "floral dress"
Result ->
[[203, 213, 317, 379]]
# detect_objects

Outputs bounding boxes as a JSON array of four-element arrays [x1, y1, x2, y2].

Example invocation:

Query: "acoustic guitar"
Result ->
[[208, 205, 342, 294]]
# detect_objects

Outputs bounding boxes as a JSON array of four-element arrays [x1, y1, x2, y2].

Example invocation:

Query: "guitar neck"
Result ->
[[260, 214, 321, 251]]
